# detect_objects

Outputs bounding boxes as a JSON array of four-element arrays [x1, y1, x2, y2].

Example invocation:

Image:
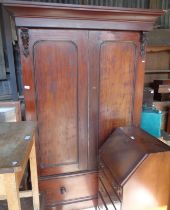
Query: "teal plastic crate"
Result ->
[[140, 107, 162, 138]]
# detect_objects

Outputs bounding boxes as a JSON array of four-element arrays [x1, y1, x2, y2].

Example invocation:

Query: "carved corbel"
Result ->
[[140, 32, 148, 60], [20, 28, 29, 57]]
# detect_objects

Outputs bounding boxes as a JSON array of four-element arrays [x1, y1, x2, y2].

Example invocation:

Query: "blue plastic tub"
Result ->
[[140, 107, 162, 138]]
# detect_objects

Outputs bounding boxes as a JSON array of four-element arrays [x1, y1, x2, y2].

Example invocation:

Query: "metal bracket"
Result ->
[[20, 28, 29, 57]]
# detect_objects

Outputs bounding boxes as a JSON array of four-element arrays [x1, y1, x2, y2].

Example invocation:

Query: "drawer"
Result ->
[[99, 162, 122, 200], [98, 192, 107, 210], [39, 172, 98, 206], [46, 198, 97, 210], [99, 172, 121, 210], [158, 85, 170, 93], [99, 181, 115, 210]]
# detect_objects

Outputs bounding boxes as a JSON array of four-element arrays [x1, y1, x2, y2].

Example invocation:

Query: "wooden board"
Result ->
[[89, 31, 141, 146], [39, 172, 97, 206], [28, 29, 89, 176], [3, 2, 164, 31], [146, 51, 170, 70], [123, 152, 170, 210], [0, 101, 21, 122], [147, 30, 170, 46], [0, 121, 36, 173]]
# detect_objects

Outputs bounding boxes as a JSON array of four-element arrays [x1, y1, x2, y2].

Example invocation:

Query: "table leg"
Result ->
[[30, 136, 40, 210], [5, 173, 21, 210]]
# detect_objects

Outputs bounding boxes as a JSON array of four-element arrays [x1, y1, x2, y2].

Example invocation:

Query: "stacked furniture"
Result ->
[[145, 30, 170, 88], [2, 2, 163, 209], [144, 30, 170, 136], [153, 80, 170, 101]]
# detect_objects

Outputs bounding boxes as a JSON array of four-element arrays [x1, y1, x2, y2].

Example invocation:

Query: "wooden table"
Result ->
[[0, 121, 40, 210]]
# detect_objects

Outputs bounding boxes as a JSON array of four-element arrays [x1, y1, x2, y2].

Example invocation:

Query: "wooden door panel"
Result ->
[[89, 31, 140, 146], [19, 29, 141, 176], [99, 41, 135, 145], [19, 29, 89, 176], [34, 41, 78, 169]]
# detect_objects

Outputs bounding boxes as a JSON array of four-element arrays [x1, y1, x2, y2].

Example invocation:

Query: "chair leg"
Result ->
[[5, 173, 21, 210]]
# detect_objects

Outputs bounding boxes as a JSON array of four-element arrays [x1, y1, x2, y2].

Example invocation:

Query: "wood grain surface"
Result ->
[[3, 2, 164, 31], [0, 121, 36, 173], [3, 3, 163, 209], [100, 126, 170, 210], [39, 172, 98, 206]]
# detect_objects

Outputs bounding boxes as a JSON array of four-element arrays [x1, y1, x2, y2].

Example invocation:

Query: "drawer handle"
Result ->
[[100, 163, 104, 169], [60, 186, 66, 194]]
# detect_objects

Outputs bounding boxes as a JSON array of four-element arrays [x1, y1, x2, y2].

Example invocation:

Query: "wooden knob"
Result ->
[[60, 186, 66, 194], [100, 163, 104, 168]]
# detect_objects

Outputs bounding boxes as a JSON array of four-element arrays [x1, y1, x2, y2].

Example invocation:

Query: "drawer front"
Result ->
[[98, 192, 107, 210], [99, 172, 121, 210], [99, 181, 115, 210], [100, 162, 122, 200], [46, 198, 97, 210], [39, 172, 98, 206]]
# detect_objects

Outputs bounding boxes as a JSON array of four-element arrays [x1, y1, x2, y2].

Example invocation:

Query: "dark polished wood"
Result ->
[[46, 198, 97, 210], [3, 1, 164, 31], [39, 171, 98, 207], [89, 31, 141, 146], [24, 29, 89, 176], [2, 2, 163, 209], [99, 126, 170, 210], [0, 121, 36, 173]]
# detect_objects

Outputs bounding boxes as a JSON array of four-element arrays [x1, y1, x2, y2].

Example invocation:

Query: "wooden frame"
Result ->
[[0, 135, 40, 210], [0, 101, 21, 122]]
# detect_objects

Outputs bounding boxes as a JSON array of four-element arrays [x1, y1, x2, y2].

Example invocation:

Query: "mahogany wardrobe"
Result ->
[[3, 2, 163, 209]]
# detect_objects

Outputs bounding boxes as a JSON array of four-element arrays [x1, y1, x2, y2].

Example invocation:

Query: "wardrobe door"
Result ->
[[89, 31, 142, 146], [19, 29, 89, 176]]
